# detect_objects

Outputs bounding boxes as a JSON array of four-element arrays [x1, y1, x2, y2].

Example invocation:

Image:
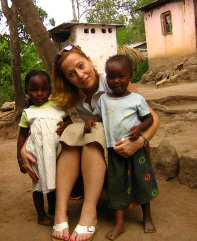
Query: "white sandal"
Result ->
[[52, 222, 69, 240], [74, 224, 97, 241]]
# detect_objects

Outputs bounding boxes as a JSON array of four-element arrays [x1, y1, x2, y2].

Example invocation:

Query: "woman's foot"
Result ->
[[38, 214, 53, 226], [105, 223, 125, 240], [143, 216, 156, 233], [69, 212, 97, 241], [70, 224, 97, 241], [52, 221, 69, 240]]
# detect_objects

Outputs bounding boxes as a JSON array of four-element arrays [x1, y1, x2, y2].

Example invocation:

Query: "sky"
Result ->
[[37, 0, 73, 27], [0, 0, 74, 33]]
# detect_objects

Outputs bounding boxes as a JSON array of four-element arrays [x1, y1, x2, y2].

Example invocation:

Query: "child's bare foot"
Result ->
[[105, 223, 125, 240], [143, 217, 156, 233], [38, 214, 54, 226]]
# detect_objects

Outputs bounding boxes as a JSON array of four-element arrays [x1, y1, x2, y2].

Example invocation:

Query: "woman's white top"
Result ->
[[75, 73, 111, 121]]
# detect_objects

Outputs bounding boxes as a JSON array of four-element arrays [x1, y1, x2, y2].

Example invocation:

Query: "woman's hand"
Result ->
[[21, 144, 38, 182], [113, 136, 144, 158]]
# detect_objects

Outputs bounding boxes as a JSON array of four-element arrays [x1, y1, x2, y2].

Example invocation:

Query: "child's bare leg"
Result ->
[[141, 202, 156, 233], [105, 210, 125, 240], [47, 190, 56, 215], [33, 191, 53, 226]]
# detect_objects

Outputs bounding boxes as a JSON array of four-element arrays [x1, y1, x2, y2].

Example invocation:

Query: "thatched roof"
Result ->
[[117, 45, 145, 70]]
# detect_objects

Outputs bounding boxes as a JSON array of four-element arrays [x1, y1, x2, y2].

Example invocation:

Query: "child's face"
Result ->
[[27, 75, 50, 106], [106, 60, 132, 97], [61, 53, 98, 90]]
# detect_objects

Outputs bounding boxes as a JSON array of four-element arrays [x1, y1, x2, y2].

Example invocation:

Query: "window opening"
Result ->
[[84, 28, 89, 33], [161, 11, 172, 35], [108, 28, 112, 33], [91, 28, 95, 33], [101, 28, 106, 33]]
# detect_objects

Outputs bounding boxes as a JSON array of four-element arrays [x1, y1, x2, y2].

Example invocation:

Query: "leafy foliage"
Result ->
[[83, 0, 132, 24], [0, 36, 13, 105], [132, 60, 149, 83], [0, 3, 52, 106], [116, 0, 155, 45], [0, 35, 44, 106]]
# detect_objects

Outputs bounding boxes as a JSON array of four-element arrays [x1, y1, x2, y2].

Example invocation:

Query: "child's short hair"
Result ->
[[105, 54, 133, 76], [25, 70, 51, 90], [25, 70, 51, 108]]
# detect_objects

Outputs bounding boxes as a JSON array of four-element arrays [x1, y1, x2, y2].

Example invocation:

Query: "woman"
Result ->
[[22, 45, 159, 241]]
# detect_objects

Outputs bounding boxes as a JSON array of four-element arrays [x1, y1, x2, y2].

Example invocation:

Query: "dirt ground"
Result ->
[[0, 82, 197, 241]]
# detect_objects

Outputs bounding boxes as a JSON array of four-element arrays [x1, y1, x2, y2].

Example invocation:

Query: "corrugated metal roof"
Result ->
[[136, 0, 177, 12], [128, 41, 147, 48]]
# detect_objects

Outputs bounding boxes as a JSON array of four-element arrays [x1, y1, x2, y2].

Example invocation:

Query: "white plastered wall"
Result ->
[[67, 24, 118, 72]]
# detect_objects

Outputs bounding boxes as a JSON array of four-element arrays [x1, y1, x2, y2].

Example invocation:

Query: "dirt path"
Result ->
[[0, 138, 197, 241], [134, 82, 197, 99], [134, 82, 197, 157], [0, 82, 197, 241]]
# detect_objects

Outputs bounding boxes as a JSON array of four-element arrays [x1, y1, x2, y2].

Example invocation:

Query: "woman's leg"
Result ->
[[70, 142, 106, 241], [52, 144, 81, 240], [33, 191, 53, 226]]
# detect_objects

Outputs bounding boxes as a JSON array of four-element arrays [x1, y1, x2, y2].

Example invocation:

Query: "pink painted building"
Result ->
[[138, 0, 197, 66]]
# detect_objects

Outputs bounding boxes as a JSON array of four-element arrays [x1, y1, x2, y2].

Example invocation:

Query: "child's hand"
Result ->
[[128, 126, 142, 141], [84, 118, 96, 133], [18, 158, 27, 174], [56, 121, 67, 135]]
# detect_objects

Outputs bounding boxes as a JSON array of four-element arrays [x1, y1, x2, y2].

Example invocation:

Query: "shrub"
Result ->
[[131, 60, 149, 83]]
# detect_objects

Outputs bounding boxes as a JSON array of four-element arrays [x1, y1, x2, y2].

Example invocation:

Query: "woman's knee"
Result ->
[[84, 142, 103, 152], [60, 142, 82, 153]]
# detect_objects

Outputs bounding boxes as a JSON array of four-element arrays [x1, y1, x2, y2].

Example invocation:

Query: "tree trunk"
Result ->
[[76, 0, 80, 20], [1, 0, 25, 121], [71, 0, 77, 20], [11, 0, 57, 76]]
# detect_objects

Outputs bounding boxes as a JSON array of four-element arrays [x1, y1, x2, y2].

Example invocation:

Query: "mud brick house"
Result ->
[[137, 0, 197, 66]]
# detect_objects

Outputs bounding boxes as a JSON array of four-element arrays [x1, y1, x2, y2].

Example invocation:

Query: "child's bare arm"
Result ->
[[129, 113, 153, 141], [56, 115, 73, 135], [84, 116, 102, 133], [17, 127, 29, 173]]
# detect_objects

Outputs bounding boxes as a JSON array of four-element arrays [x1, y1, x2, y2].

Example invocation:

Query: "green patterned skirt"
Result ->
[[107, 147, 159, 210]]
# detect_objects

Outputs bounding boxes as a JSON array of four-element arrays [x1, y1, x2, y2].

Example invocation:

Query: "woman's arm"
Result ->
[[20, 141, 38, 182], [113, 83, 160, 157]]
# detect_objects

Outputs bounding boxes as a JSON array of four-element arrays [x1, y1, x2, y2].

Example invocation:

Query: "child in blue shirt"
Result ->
[[84, 55, 158, 240]]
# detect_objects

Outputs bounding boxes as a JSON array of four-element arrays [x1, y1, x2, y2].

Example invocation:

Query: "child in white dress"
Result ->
[[85, 55, 158, 240], [17, 70, 71, 225]]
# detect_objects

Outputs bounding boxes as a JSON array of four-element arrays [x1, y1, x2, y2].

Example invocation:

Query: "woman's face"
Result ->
[[61, 53, 97, 89]]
